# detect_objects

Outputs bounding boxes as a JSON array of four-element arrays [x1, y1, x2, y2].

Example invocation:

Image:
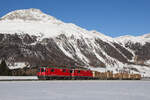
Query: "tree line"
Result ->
[[0, 60, 37, 76], [0, 60, 11, 75]]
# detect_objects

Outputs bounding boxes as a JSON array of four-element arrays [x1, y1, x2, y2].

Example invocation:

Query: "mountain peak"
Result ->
[[0, 8, 61, 23]]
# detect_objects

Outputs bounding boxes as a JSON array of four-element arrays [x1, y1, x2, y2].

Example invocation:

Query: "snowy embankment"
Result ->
[[0, 81, 150, 100], [0, 76, 38, 81]]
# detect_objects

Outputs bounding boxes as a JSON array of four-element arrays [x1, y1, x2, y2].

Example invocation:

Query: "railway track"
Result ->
[[0, 76, 148, 81]]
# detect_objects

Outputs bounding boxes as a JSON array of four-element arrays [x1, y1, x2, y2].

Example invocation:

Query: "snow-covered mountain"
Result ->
[[0, 8, 150, 77]]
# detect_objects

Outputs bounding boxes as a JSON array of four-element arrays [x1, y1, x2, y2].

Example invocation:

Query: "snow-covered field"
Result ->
[[0, 81, 150, 100], [0, 76, 38, 80]]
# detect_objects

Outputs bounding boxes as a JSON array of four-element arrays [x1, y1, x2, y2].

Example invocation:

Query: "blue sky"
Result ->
[[0, 0, 150, 37]]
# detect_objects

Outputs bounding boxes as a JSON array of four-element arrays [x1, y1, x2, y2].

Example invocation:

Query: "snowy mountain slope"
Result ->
[[0, 8, 62, 23], [116, 33, 150, 45], [0, 8, 150, 77], [116, 34, 150, 63]]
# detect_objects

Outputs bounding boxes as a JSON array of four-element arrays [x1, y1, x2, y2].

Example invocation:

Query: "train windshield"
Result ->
[[38, 68, 40, 72], [41, 68, 45, 72]]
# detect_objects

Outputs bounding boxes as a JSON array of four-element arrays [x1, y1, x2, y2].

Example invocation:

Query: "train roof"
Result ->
[[39, 65, 90, 70]]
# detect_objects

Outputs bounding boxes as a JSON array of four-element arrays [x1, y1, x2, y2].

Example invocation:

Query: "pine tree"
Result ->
[[0, 60, 11, 76]]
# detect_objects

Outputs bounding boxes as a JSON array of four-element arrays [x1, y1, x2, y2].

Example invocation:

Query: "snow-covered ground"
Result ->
[[0, 81, 150, 100], [0, 76, 37, 80]]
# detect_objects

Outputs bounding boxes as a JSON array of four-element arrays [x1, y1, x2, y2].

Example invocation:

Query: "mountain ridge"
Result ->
[[0, 8, 150, 77]]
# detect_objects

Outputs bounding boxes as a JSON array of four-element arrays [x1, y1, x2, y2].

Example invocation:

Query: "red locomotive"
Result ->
[[37, 65, 93, 80]]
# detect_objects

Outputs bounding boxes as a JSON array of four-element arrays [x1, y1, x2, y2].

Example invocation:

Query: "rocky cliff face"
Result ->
[[0, 8, 150, 76]]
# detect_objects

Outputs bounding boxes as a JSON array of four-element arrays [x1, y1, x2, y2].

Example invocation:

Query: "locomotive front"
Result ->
[[37, 67, 47, 80]]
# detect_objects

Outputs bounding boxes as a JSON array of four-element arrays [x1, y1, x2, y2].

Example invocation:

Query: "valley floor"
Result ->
[[0, 80, 150, 100], [0, 76, 38, 81]]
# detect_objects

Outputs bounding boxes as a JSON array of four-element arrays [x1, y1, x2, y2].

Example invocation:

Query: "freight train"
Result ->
[[37, 65, 141, 80]]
